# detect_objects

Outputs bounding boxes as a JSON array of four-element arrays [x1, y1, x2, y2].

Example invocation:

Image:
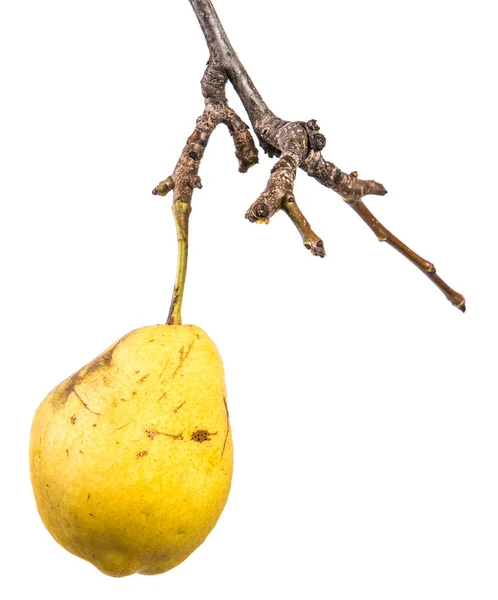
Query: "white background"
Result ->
[[1, 0, 497, 598]]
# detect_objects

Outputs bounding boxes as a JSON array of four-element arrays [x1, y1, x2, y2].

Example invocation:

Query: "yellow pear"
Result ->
[[29, 324, 233, 577]]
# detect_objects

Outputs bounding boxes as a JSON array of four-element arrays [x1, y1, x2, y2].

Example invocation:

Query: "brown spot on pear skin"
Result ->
[[54, 333, 131, 408], [136, 450, 148, 458], [55, 372, 79, 407], [70, 414, 76, 425], [73, 389, 102, 416], [191, 430, 217, 443], [112, 422, 132, 434], [145, 429, 183, 441], [137, 374, 150, 384], [158, 358, 170, 381], [156, 391, 167, 403], [171, 340, 195, 379], [221, 394, 230, 458], [173, 401, 186, 413]]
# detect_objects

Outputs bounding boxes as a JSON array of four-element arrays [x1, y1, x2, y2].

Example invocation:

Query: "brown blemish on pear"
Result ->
[[53, 334, 132, 409], [145, 429, 183, 441], [191, 430, 217, 443], [171, 340, 195, 379], [221, 395, 230, 458], [73, 389, 102, 416]]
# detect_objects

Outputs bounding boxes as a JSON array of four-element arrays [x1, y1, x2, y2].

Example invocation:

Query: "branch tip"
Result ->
[[305, 239, 326, 258], [349, 198, 466, 311]]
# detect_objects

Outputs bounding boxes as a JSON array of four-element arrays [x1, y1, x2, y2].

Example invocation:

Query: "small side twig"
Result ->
[[281, 196, 325, 258], [346, 197, 466, 311]]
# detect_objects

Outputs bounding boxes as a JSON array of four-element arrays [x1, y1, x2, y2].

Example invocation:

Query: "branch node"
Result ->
[[191, 175, 203, 189], [152, 175, 175, 196]]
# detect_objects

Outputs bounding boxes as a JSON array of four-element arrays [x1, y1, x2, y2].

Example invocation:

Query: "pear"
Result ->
[[29, 324, 233, 577]]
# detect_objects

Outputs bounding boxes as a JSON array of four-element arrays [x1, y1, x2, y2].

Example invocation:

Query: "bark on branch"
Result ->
[[153, 59, 258, 323], [155, 0, 466, 314]]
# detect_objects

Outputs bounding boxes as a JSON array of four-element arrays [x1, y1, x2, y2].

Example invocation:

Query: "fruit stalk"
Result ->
[[168, 200, 191, 325]]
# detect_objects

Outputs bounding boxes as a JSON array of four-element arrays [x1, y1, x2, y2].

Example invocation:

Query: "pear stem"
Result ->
[[167, 201, 192, 325]]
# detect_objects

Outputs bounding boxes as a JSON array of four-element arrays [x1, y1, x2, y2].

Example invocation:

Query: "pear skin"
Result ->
[[29, 325, 233, 577]]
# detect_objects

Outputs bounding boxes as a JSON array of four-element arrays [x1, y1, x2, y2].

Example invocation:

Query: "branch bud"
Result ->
[[152, 175, 175, 196]]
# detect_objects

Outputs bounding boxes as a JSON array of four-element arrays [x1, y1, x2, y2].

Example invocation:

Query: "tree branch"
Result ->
[[159, 0, 466, 312], [153, 59, 258, 323]]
